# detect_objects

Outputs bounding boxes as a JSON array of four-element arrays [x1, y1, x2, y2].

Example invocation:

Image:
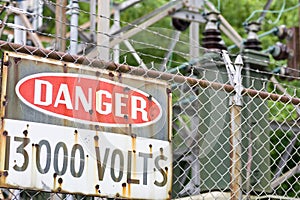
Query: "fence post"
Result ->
[[222, 51, 244, 200], [69, 0, 79, 55], [229, 104, 243, 200], [55, 0, 67, 51]]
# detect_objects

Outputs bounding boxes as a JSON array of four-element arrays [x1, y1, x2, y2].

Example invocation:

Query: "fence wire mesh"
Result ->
[[0, 0, 299, 200]]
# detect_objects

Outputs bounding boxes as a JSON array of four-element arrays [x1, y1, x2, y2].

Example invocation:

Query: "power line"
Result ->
[[244, 2, 300, 24]]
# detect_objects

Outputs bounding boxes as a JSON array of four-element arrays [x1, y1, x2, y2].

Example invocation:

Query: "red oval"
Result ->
[[15, 73, 162, 126]]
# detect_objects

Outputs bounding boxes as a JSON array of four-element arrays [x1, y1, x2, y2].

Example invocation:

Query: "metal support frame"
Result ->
[[171, 11, 206, 24], [110, 7, 121, 63], [114, 0, 141, 12], [123, 40, 148, 69], [189, 0, 200, 60], [44, 1, 90, 44], [160, 30, 180, 71], [182, 0, 201, 196], [86, 0, 183, 59], [6, 6, 43, 47], [111, 0, 182, 36], [96, 0, 110, 60], [109, 0, 183, 48], [18, 12, 43, 48], [32, 0, 44, 30], [0, 8, 10, 38], [271, 163, 300, 189]]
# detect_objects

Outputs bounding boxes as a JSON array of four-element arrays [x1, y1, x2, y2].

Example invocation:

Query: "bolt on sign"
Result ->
[[0, 52, 172, 199]]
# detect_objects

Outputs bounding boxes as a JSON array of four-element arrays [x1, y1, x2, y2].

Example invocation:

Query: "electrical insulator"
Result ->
[[273, 66, 294, 80], [244, 22, 262, 51], [172, 18, 190, 31], [275, 25, 293, 40], [202, 12, 227, 50], [270, 42, 291, 60]]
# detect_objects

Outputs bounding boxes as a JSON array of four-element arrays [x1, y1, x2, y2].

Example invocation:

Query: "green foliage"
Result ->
[[119, 0, 169, 27], [268, 101, 298, 122], [270, 130, 300, 197], [210, 0, 299, 50]]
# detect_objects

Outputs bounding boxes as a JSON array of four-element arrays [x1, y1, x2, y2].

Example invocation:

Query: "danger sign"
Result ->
[[15, 73, 162, 127], [0, 52, 172, 199]]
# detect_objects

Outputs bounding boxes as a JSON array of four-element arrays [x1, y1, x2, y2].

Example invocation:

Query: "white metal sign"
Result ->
[[2, 119, 172, 199], [0, 52, 172, 199]]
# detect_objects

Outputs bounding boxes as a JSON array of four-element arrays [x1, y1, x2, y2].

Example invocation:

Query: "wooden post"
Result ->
[[55, 0, 67, 51], [230, 105, 243, 200]]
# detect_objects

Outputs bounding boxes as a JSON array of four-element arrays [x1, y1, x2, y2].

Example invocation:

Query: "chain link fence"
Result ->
[[0, 0, 299, 199], [0, 41, 299, 200]]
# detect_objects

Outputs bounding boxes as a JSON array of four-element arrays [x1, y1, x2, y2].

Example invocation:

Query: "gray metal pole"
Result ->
[[69, 0, 79, 55], [189, 0, 202, 193], [160, 30, 180, 71], [189, 0, 201, 60], [14, 0, 27, 45], [90, 0, 96, 42], [33, 0, 43, 30]]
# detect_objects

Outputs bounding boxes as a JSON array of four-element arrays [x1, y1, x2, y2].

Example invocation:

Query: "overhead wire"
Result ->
[[244, 1, 300, 24], [270, 0, 286, 24]]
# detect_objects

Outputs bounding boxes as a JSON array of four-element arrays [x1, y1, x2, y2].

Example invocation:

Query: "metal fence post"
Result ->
[[222, 51, 244, 200], [69, 0, 79, 55]]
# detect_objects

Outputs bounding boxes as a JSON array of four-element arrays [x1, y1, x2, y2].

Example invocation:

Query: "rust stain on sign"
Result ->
[[0, 51, 172, 199]]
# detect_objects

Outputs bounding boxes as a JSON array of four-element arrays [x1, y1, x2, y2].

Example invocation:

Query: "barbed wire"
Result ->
[[4, 23, 300, 86], [1, 23, 190, 66], [197, 50, 300, 81], [2, 2, 300, 84], [1, 4, 203, 59], [194, 62, 300, 93], [41, 0, 205, 51]]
